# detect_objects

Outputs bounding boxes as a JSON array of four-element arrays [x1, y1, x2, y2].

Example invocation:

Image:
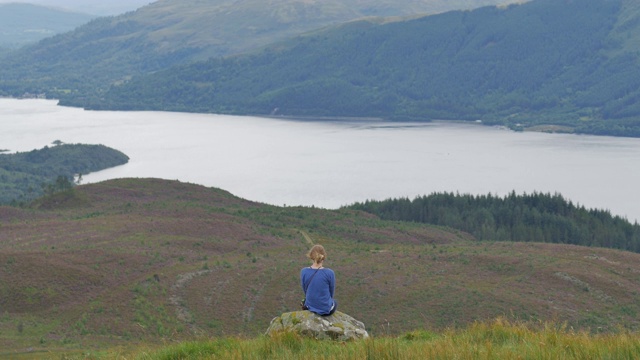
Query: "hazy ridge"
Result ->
[[0, 3, 95, 49], [0, 0, 150, 15]]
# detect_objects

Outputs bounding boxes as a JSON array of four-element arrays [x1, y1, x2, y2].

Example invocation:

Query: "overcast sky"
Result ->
[[0, 0, 153, 15]]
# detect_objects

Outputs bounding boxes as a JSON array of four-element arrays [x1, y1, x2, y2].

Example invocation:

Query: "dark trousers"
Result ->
[[325, 299, 337, 316]]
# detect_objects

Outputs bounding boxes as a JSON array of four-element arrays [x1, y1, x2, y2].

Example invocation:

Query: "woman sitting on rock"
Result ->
[[301, 244, 337, 316]]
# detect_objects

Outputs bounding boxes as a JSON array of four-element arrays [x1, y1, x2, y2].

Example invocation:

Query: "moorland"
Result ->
[[2, 178, 640, 357]]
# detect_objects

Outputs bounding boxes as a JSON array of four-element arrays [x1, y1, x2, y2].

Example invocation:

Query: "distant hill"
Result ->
[[0, 0, 152, 15], [78, 0, 640, 137], [0, 3, 95, 49], [1, 178, 640, 352], [0, 0, 520, 96]]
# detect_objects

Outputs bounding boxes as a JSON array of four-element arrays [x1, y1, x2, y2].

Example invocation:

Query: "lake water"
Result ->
[[2, 98, 639, 222]]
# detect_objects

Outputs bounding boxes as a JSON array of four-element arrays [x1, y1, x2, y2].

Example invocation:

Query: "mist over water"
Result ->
[[2, 98, 639, 222]]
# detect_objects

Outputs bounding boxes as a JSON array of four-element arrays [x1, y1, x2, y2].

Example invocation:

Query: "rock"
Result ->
[[266, 311, 369, 341]]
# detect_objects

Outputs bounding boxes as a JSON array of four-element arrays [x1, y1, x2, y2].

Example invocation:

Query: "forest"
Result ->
[[347, 191, 640, 253], [62, 0, 640, 137], [0, 143, 129, 205]]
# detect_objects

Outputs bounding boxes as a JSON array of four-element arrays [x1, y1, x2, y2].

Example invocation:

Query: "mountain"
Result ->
[[85, 0, 640, 137], [0, 3, 95, 49], [0, 0, 520, 96], [0, 0, 151, 15], [1, 178, 640, 351]]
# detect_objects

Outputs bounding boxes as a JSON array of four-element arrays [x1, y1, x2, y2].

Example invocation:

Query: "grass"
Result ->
[[140, 323, 640, 360], [36, 318, 640, 360]]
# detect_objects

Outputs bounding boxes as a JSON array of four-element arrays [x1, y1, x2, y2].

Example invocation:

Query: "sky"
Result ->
[[0, 0, 153, 15]]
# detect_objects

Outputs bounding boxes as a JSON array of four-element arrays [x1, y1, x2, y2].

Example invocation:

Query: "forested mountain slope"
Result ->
[[0, 3, 94, 49], [87, 0, 640, 137], [0, 0, 519, 96]]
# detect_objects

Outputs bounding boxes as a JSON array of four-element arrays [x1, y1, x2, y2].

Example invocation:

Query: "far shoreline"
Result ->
[[1, 97, 637, 139]]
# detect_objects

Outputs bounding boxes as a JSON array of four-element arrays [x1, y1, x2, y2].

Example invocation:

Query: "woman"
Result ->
[[300, 244, 337, 316]]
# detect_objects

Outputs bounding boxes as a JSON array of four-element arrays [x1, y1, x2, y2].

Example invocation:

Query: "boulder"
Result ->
[[266, 311, 369, 341]]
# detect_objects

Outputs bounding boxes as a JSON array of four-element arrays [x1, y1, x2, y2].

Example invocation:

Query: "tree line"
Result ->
[[0, 143, 129, 205], [346, 191, 640, 253]]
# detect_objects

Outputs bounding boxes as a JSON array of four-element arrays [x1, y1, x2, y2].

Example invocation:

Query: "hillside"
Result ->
[[2, 178, 640, 353], [0, 143, 129, 205], [0, 0, 519, 96], [0, 3, 95, 50], [84, 0, 640, 137]]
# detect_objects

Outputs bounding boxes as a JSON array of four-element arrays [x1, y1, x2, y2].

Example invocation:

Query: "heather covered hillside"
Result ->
[[2, 178, 640, 353]]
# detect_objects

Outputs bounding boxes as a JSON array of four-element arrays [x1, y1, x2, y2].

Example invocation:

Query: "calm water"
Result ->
[[2, 98, 639, 222]]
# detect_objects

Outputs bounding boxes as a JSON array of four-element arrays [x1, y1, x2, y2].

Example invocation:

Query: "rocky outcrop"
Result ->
[[266, 311, 369, 341]]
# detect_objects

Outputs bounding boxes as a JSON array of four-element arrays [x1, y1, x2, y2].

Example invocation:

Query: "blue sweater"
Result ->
[[300, 267, 335, 315]]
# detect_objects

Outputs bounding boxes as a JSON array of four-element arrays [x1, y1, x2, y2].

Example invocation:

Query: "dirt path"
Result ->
[[169, 269, 211, 332], [298, 230, 314, 245]]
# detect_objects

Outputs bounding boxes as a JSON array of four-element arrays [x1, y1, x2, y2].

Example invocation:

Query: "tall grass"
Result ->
[[132, 318, 640, 360]]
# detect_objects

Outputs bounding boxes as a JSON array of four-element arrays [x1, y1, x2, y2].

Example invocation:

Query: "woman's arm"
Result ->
[[329, 270, 335, 298]]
